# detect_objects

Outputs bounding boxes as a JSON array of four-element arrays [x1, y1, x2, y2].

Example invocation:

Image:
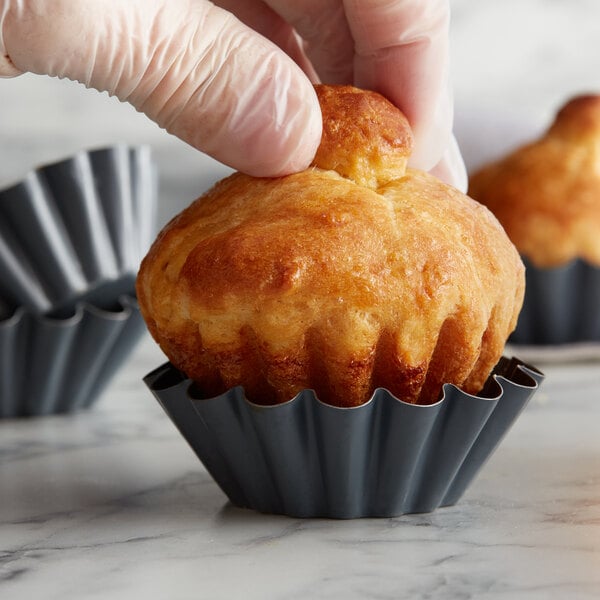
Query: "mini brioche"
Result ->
[[137, 84, 524, 406], [469, 95, 600, 268]]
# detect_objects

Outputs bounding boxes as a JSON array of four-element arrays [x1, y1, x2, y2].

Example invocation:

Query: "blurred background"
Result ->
[[1, 0, 599, 228]]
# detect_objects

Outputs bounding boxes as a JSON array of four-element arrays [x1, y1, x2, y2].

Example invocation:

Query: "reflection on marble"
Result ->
[[1, 336, 600, 600], [1, 0, 600, 597]]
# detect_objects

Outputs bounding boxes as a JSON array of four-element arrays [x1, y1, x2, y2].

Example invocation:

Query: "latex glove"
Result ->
[[0, 0, 465, 188], [0, 0, 321, 176]]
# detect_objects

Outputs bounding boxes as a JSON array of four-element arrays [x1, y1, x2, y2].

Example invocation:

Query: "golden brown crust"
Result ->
[[137, 85, 524, 406], [468, 94, 600, 268], [311, 85, 413, 189]]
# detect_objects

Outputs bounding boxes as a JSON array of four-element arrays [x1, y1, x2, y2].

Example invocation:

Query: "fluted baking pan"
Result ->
[[511, 258, 600, 346], [0, 145, 157, 317], [0, 286, 145, 418], [144, 357, 544, 519]]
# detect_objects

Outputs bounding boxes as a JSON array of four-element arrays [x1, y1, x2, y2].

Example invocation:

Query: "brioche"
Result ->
[[137, 85, 524, 406], [469, 95, 600, 268]]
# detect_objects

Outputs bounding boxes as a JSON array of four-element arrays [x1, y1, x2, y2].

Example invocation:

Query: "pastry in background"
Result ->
[[469, 95, 600, 345], [137, 84, 525, 406], [469, 95, 600, 268]]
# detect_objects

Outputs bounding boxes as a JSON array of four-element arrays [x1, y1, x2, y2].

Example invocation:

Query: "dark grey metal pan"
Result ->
[[144, 357, 544, 519], [0, 145, 157, 317], [511, 258, 600, 345], [0, 283, 145, 418]]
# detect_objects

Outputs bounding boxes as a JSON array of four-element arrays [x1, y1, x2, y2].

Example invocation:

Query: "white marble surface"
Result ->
[[2, 0, 600, 598], [1, 336, 600, 600]]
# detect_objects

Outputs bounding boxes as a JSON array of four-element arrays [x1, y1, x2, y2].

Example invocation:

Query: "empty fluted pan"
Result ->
[[144, 357, 544, 519], [0, 287, 146, 418], [511, 258, 600, 345], [0, 145, 157, 316]]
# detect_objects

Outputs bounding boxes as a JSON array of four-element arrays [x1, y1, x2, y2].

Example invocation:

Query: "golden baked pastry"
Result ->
[[469, 95, 600, 268], [137, 84, 524, 407]]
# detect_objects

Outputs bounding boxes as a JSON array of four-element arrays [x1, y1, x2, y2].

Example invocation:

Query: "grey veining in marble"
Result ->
[[1, 0, 600, 598]]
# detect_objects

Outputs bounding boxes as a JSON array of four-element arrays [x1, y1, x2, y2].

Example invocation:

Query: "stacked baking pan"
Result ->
[[0, 145, 157, 417]]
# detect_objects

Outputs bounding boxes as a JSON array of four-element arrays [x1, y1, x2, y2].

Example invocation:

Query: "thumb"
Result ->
[[0, 0, 322, 177], [429, 134, 467, 192]]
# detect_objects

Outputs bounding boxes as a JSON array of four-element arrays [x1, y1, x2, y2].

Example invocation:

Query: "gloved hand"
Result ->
[[0, 0, 465, 188]]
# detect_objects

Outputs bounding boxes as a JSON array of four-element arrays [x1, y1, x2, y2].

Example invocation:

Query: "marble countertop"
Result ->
[[2, 337, 600, 600], [2, 0, 600, 598]]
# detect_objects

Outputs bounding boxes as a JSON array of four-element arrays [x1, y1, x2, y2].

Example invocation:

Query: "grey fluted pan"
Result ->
[[511, 258, 600, 345], [144, 357, 544, 519], [0, 145, 157, 317], [0, 287, 145, 418], [0, 145, 157, 416]]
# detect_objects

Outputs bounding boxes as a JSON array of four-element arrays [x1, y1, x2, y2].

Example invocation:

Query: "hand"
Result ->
[[216, 0, 465, 188], [0, 0, 465, 188]]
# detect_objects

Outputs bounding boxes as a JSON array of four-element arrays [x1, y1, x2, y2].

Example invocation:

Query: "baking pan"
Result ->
[[512, 258, 600, 345], [0, 282, 145, 417], [144, 357, 544, 518], [0, 145, 157, 316]]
